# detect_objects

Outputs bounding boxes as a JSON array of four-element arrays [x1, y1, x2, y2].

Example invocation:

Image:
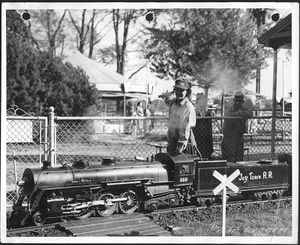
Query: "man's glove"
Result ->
[[177, 141, 187, 153]]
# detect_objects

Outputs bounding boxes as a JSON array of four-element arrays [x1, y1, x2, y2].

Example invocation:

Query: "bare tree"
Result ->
[[68, 9, 91, 53], [88, 9, 112, 58], [68, 9, 112, 58], [45, 10, 67, 57], [28, 9, 67, 57], [112, 9, 145, 75]]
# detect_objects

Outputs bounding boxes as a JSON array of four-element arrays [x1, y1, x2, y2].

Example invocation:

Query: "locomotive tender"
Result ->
[[10, 153, 291, 227]]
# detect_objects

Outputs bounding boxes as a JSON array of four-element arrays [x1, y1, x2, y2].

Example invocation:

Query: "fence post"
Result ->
[[48, 107, 57, 167], [43, 117, 48, 164], [13, 151, 18, 196]]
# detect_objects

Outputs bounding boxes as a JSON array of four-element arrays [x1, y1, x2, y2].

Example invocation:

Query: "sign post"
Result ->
[[213, 169, 240, 237]]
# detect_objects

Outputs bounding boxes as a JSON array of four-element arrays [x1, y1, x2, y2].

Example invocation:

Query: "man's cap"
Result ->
[[234, 91, 244, 101], [174, 79, 189, 90]]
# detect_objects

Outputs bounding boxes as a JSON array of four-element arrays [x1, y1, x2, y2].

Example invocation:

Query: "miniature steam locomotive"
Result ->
[[10, 152, 292, 227]]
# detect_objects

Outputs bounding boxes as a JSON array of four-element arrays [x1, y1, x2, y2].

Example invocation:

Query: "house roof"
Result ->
[[64, 51, 127, 93], [258, 13, 291, 49], [64, 51, 148, 97]]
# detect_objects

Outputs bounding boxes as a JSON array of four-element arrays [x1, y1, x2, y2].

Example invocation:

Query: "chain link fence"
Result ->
[[193, 116, 292, 161], [55, 117, 169, 164], [54, 116, 292, 164], [6, 114, 292, 204]]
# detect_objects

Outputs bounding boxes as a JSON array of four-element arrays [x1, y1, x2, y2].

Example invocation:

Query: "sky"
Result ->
[[246, 51, 292, 100]]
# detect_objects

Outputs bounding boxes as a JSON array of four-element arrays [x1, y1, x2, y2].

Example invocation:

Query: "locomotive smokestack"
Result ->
[[42, 161, 51, 169]]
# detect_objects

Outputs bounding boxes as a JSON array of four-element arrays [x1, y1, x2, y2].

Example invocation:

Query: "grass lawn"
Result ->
[[152, 201, 292, 236], [199, 206, 292, 236]]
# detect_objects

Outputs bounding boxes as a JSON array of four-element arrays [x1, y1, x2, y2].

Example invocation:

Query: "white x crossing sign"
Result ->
[[213, 169, 240, 195], [212, 169, 240, 237]]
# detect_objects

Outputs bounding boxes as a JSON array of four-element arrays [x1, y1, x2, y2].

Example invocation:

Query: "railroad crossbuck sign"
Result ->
[[213, 169, 240, 195], [213, 169, 240, 237]]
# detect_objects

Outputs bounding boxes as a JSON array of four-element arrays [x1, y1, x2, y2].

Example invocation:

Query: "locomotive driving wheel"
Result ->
[[119, 190, 140, 214], [75, 205, 94, 220], [95, 192, 117, 217], [32, 211, 45, 226]]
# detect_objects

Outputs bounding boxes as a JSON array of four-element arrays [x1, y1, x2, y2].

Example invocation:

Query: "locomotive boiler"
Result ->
[[10, 153, 291, 227]]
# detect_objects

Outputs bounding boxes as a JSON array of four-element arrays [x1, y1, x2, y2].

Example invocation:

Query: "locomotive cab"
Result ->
[[155, 153, 198, 187], [174, 161, 194, 186]]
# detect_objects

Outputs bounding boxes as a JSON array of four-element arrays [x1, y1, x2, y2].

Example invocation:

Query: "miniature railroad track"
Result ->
[[7, 213, 171, 237], [149, 195, 292, 216], [7, 196, 292, 237]]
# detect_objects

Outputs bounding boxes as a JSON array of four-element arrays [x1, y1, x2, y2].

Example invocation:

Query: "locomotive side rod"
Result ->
[[62, 197, 129, 211]]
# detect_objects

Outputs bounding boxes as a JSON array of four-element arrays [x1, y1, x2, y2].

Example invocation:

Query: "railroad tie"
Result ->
[[58, 213, 171, 237]]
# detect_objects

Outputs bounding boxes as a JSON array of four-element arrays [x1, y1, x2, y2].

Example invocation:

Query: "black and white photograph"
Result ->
[[1, 2, 299, 244]]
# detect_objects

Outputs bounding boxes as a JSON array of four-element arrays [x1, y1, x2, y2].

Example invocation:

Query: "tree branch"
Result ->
[[68, 10, 81, 34], [28, 21, 41, 50], [97, 19, 113, 36], [124, 30, 143, 44], [46, 10, 52, 41], [94, 11, 111, 28], [128, 64, 147, 79], [53, 9, 67, 38]]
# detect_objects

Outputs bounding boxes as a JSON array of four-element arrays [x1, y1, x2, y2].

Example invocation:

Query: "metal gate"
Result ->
[[6, 106, 48, 204]]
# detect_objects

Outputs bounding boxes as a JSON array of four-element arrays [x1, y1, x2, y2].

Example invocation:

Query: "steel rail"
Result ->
[[6, 196, 292, 236], [148, 196, 292, 216]]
